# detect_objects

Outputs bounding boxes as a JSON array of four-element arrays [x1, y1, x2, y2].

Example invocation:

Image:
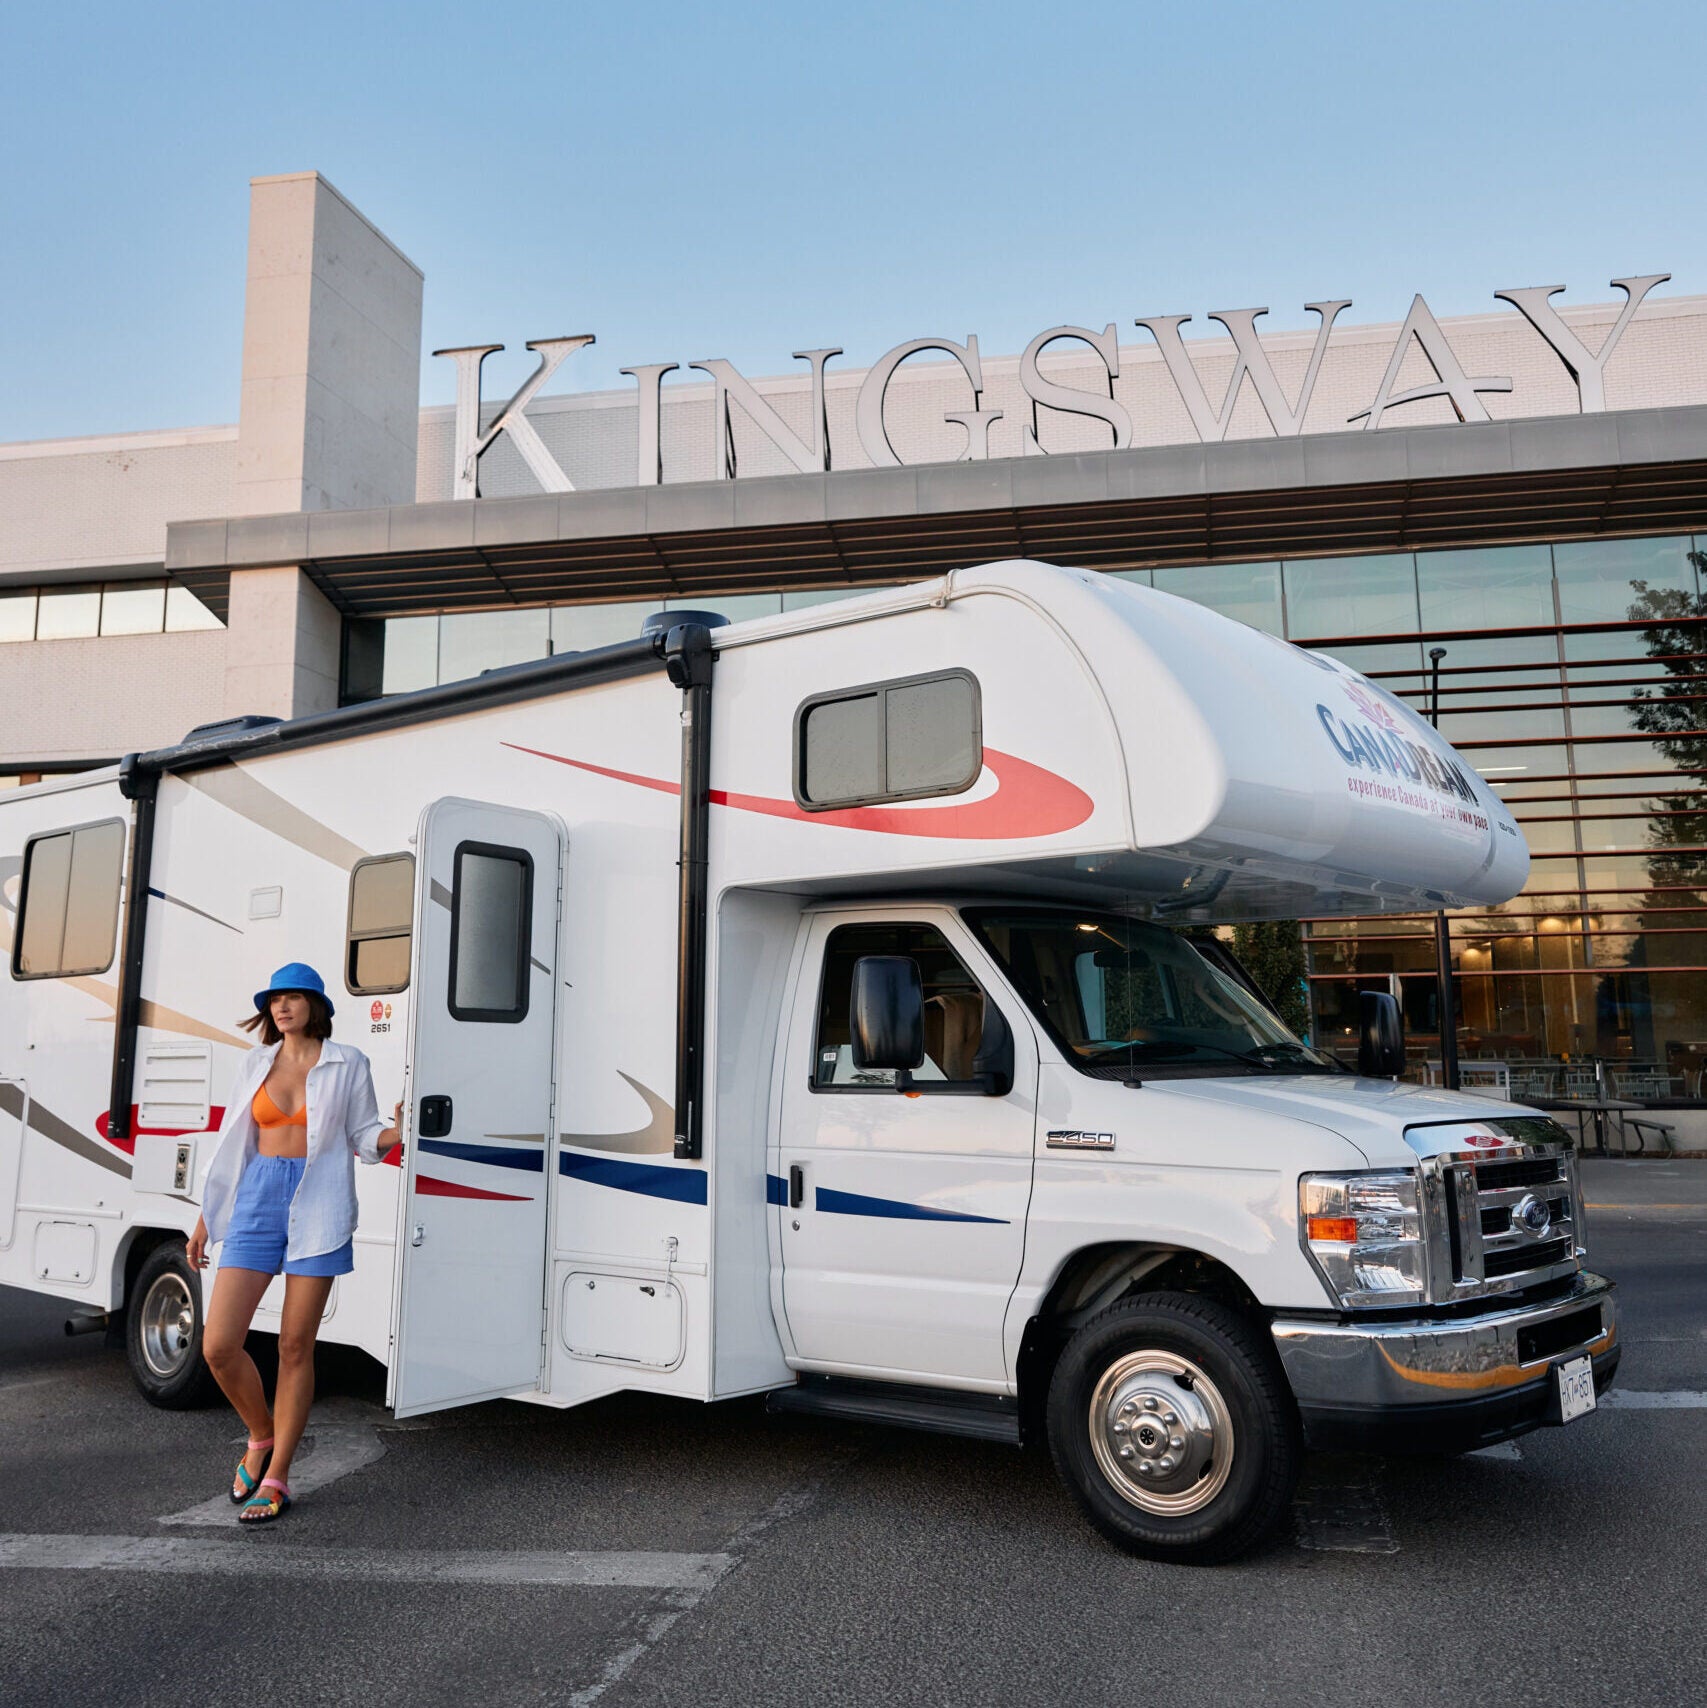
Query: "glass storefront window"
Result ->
[[1152, 562, 1283, 634], [1284, 553, 1418, 641], [33, 587, 101, 639], [0, 593, 35, 643], [1416, 544, 1554, 631], [549, 601, 656, 654], [98, 583, 165, 636], [783, 587, 869, 610], [1554, 536, 1697, 626], [380, 616, 440, 695], [438, 608, 551, 682]]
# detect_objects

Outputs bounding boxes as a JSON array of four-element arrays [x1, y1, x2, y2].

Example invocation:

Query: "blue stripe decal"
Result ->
[[767, 1173, 788, 1206], [815, 1187, 1005, 1224], [559, 1151, 709, 1205], [418, 1139, 544, 1173]]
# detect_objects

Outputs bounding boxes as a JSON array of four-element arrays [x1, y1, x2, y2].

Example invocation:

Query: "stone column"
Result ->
[[221, 172, 423, 720]]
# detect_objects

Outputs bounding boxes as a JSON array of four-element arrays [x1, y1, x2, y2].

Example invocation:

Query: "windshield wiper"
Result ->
[[1082, 1039, 1340, 1073]]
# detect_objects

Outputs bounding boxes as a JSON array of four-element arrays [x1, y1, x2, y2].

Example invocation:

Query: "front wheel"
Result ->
[[125, 1241, 218, 1409], [1045, 1291, 1299, 1565]]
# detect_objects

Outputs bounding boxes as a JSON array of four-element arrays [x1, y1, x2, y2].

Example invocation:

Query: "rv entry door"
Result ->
[[389, 798, 563, 1419]]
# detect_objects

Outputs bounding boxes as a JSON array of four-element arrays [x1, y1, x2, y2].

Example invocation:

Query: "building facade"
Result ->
[[6, 174, 1707, 1106]]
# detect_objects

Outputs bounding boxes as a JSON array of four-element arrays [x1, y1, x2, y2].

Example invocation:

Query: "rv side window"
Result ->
[[346, 853, 415, 995], [813, 922, 988, 1090], [795, 670, 980, 810], [447, 842, 532, 1023], [12, 818, 126, 980]]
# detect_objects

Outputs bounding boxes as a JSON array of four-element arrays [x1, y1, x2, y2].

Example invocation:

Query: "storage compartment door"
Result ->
[[389, 798, 563, 1418]]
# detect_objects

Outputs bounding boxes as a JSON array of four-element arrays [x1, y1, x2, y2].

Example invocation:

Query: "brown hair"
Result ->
[[238, 990, 334, 1044]]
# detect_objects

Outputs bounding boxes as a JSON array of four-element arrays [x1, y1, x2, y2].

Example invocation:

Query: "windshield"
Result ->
[[965, 909, 1341, 1077]]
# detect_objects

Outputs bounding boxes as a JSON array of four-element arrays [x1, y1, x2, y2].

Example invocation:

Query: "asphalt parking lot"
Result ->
[[2, 1156, 1702, 1708]]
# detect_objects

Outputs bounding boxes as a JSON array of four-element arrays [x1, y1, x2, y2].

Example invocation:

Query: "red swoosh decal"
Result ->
[[501, 744, 1092, 840], [415, 1172, 531, 1202], [97, 1105, 228, 1157]]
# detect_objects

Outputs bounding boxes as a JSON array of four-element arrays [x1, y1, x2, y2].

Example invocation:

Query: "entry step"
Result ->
[[766, 1375, 1021, 1446]]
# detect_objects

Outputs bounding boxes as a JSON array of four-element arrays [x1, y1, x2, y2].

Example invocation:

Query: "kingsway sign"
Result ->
[[433, 274, 1671, 499]]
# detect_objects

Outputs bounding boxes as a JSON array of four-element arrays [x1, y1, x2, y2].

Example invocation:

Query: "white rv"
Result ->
[[0, 561, 1616, 1563]]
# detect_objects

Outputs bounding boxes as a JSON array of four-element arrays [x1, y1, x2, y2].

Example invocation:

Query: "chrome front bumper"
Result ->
[[1271, 1271, 1618, 1452]]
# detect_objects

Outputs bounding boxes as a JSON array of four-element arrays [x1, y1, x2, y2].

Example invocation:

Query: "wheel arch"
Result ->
[[1016, 1243, 1266, 1434]]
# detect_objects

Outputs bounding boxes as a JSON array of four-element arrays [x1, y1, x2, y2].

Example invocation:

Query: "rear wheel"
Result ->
[[125, 1241, 218, 1409], [1046, 1290, 1299, 1565]]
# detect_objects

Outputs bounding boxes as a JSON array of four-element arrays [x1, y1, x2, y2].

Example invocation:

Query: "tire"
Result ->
[[1045, 1290, 1299, 1565], [125, 1240, 219, 1409]]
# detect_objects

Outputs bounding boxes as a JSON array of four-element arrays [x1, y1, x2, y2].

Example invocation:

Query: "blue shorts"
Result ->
[[220, 1154, 353, 1278]]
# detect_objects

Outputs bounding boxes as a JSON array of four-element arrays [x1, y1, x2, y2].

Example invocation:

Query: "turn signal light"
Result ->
[[1306, 1215, 1358, 1243]]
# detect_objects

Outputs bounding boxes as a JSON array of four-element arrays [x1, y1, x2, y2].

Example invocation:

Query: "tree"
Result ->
[[1231, 920, 1310, 1037]]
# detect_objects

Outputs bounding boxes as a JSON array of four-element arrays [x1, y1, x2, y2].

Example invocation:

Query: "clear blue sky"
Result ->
[[2, 0, 1701, 442]]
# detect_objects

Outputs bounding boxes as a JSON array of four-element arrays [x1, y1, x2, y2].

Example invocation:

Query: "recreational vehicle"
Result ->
[[0, 561, 1617, 1562]]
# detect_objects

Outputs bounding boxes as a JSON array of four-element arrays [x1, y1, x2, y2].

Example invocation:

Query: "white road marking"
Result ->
[[0, 1534, 731, 1590], [1291, 1457, 1398, 1554], [1468, 1441, 1523, 1461], [566, 1482, 824, 1707], [159, 1397, 388, 1527], [1600, 1390, 1707, 1409]]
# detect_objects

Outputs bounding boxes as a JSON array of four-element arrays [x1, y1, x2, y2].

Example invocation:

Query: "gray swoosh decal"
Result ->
[[184, 763, 368, 871], [0, 1082, 130, 1178], [149, 887, 242, 934], [559, 1074, 674, 1156]]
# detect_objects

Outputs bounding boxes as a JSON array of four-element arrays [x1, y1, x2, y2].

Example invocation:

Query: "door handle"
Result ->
[[418, 1095, 452, 1138], [789, 1164, 805, 1210], [411, 1224, 424, 1247]]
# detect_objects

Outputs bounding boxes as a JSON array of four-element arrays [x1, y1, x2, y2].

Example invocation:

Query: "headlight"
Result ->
[[1299, 1171, 1427, 1308]]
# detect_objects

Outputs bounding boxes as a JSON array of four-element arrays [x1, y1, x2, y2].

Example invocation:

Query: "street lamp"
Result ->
[[1428, 646, 1460, 1092]]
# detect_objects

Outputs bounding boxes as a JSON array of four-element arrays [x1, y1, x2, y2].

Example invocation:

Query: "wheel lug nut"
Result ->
[[1142, 1396, 1159, 1411], [1117, 1444, 1134, 1459], [1138, 1460, 1153, 1474], [1158, 1455, 1176, 1472], [1170, 1434, 1185, 1449], [1163, 1412, 1178, 1427], [1112, 1420, 1128, 1434]]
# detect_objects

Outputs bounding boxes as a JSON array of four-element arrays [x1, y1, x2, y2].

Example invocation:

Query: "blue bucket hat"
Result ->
[[253, 961, 334, 1018]]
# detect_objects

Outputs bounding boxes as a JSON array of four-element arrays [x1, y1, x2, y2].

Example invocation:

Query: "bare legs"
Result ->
[[203, 1266, 276, 1491], [201, 1266, 334, 1500], [268, 1274, 334, 1491]]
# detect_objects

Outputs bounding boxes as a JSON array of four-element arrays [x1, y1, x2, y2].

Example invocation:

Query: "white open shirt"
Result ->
[[200, 1039, 390, 1262]]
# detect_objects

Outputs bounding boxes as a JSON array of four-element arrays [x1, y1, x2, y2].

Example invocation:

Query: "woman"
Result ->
[[186, 962, 400, 1525]]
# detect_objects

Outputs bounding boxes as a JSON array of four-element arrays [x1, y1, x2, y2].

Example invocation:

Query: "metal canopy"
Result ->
[[165, 405, 1707, 622]]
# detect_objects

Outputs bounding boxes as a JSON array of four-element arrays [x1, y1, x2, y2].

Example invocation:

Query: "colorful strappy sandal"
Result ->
[[239, 1477, 291, 1524], [230, 1438, 275, 1504]]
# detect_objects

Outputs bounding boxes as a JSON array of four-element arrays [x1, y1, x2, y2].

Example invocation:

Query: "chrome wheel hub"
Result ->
[[140, 1271, 196, 1380], [1089, 1349, 1233, 1516]]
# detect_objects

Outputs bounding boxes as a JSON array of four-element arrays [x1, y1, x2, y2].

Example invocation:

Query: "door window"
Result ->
[[447, 842, 532, 1022], [813, 922, 989, 1090]]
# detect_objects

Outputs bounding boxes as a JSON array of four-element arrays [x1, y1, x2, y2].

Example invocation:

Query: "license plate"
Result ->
[[1557, 1354, 1597, 1423]]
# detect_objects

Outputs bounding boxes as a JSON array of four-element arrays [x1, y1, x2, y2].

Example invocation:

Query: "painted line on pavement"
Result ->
[[567, 1479, 827, 1707], [1600, 1390, 1707, 1409], [1467, 1441, 1523, 1461], [0, 1534, 731, 1590]]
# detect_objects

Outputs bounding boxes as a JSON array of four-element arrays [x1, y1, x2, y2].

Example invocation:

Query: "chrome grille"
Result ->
[[1446, 1150, 1579, 1294], [1414, 1124, 1584, 1303]]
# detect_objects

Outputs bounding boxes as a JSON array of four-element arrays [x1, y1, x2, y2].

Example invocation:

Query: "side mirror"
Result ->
[[851, 957, 925, 1074], [1358, 991, 1406, 1079], [972, 1000, 1014, 1096]]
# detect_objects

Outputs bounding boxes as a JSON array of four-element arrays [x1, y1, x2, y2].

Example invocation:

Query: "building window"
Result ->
[[346, 854, 415, 995], [447, 843, 532, 1022], [12, 819, 127, 980], [0, 582, 221, 642], [795, 670, 981, 811]]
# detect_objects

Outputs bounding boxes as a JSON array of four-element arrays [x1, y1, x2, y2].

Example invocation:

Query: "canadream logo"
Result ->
[[1317, 681, 1480, 805]]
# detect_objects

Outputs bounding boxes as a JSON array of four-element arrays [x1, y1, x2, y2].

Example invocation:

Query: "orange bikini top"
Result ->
[[252, 1083, 307, 1128]]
